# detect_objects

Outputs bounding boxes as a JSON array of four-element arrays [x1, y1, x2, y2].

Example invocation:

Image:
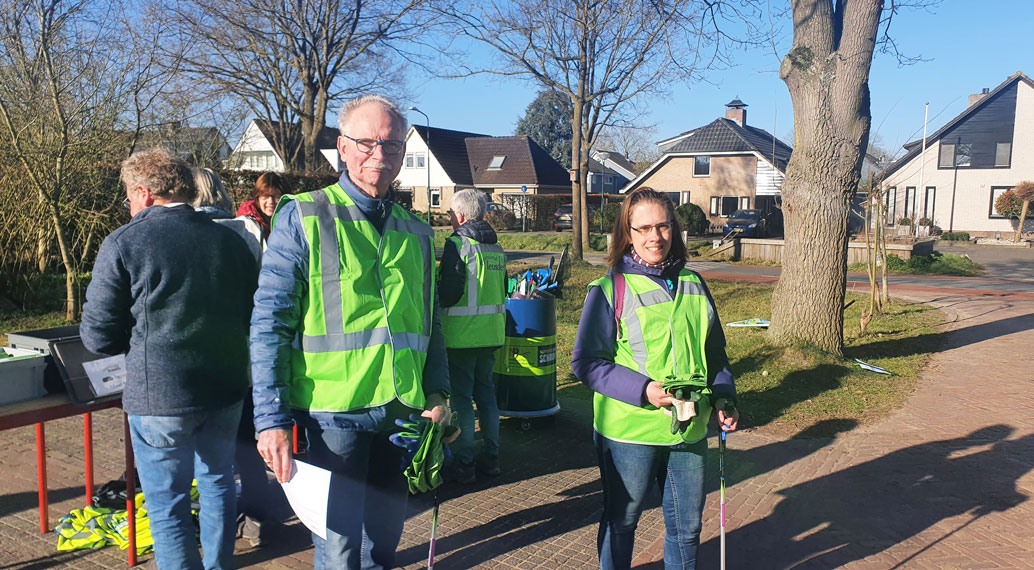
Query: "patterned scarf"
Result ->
[[629, 247, 679, 271]]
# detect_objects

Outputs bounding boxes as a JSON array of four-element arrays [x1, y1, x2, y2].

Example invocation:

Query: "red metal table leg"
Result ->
[[293, 424, 299, 454], [35, 422, 48, 534], [124, 414, 137, 566], [84, 412, 94, 506]]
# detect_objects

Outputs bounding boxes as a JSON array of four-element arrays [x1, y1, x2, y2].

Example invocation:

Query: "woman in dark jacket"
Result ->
[[237, 171, 285, 238], [572, 187, 740, 570]]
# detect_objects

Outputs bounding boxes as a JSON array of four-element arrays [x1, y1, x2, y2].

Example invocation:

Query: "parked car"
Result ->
[[723, 209, 770, 237], [486, 202, 510, 213], [553, 204, 597, 231]]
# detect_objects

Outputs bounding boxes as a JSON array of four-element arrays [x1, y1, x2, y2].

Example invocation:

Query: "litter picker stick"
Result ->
[[720, 428, 727, 570], [428, 487, 440, 570]]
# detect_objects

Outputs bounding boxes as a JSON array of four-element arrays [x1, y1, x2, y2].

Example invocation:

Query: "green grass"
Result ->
[[525, 259, 945, 438], [435, 230, 608, 252], [848, 253, 984, 277]]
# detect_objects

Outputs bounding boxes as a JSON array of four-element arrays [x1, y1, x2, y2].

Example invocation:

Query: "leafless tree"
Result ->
[[435, 0, 754, 258], [168, 0, 427, 173]]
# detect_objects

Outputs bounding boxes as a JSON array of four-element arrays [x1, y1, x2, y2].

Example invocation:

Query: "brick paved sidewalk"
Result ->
[[1, 292, 1031, 569]]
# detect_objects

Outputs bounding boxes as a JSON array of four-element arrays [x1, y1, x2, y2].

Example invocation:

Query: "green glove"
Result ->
[[662, 375, 707, 439], [403, 420, 445, 494]]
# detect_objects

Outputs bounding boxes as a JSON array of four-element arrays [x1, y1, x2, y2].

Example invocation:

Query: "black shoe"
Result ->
[[445, 461, 476, 484], [477, 455, 501, 477]]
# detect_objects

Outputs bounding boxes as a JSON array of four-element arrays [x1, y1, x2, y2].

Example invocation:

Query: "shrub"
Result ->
[[897, 217, 912, 226], [917, 217, 933, 227], [675, 203, 709, 235], [594, 203, 622, 231], [485, 210, 517, 231], [940, 231, 970, 241]]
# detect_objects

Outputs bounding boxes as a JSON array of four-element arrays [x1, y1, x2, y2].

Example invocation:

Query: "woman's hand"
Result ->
[[645, 381, 673, 408], [717, 406, 740, 432]]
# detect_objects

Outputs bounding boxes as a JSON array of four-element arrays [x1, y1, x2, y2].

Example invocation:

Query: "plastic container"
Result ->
[[493, 297, 560, 428], [7, 325, 81, 355], [0, 347, 49, 406]]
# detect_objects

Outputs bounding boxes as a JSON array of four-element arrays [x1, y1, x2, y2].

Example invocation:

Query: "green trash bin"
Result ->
[[493, 297, 560, 427]]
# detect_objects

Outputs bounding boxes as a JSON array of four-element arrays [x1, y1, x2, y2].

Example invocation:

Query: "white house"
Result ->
[[882, 72, 1034, 236], [227, 119, 340, 172]]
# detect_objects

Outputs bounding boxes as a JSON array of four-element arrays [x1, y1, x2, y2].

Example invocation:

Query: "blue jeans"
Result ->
[[128, 401, 242, 570], [594, 433, 707, 570], [298, 402, 412, 570], [447, 347, 500, 464]]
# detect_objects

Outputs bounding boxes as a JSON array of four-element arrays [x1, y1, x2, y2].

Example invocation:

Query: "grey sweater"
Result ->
[[81, 205, 258, 416]]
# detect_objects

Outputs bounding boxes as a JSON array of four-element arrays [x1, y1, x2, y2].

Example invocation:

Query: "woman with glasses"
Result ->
[[572, 187, 740, 570]]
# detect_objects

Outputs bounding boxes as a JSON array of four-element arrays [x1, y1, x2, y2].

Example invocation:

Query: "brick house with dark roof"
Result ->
[[466, 135, 571, 201], [397, 125, 490, 212], [624, 99, 792, 228]]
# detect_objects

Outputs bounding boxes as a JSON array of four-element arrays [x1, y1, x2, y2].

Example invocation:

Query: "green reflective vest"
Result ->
[[278, 184, 436, 412], [440, 235, 506, 349], [588, 269, 715, 445]]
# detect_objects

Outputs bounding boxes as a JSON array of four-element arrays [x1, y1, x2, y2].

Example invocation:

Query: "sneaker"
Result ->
[[444, 460, 476, 484], [477, 455, 501, 477], [241, 516, 263, 547]]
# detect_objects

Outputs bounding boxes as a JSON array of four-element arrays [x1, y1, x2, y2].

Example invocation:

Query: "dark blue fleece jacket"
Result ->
[[80, 205, 258, 416]]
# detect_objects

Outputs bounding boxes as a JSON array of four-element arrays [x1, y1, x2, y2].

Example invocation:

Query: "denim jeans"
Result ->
[[128, 401, 242, 570], [298, 402, 412, 570], [447, 347, 500, 464], [594, 433, 707, 570]]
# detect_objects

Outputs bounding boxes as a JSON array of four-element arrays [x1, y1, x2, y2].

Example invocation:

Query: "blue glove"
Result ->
[[389, 414, 429, 471]]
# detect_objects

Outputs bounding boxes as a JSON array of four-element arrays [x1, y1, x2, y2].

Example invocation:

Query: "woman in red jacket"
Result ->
[[237, 172, 285, 238]]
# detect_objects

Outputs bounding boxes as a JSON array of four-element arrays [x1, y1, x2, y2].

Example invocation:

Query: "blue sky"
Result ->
[[402, 1, 1034, 160]]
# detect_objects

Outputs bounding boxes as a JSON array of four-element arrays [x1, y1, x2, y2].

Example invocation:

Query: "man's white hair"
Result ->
[[451, 188, 487, 221], [337, 94, 408, 136]]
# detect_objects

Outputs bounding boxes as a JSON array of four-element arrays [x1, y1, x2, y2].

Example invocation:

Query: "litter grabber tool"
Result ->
[[715, 399, 736, 570]]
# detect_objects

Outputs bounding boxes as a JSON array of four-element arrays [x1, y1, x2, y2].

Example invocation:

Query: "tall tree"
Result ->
[[0, 0, 167, 319], [436, 0, 735, 258], [767, 0, 885, 353], [516, 90, 573, 169], [169, 0, 425, 173]]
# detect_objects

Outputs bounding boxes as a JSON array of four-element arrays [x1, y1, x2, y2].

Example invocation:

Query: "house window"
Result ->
[[924, 187, 936, 221], [710, 196, 718, 215], [740, 197, 750, 210], [721, 196, 738, 217], [406, 153, 414, 168], [990, 187, 1011, 218], [665, 192, 680, 206], [955, 143, 972, 167], [904, 187, 915, 218], [405, 153, 425, 168], [682, 191, 690, 205], [430, 188, 441, 208], [488, 155, 505, 169], [887, 187, 897, 224], [938, 144, 954, 168], [694, 156, 710, 177], [417, 154, 425, 168], [995, 143, 1011, 167]]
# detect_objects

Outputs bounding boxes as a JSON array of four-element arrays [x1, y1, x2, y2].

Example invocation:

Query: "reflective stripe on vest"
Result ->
[[588, 269, 715, 445], [283, 184, 435, 412], [441, 235, 506, 348]]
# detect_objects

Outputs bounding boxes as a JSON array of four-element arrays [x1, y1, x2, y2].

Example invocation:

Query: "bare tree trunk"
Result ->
[[1015, 200, 1029, 242], [570, 98, 584, 259], [768, 0, 883, 354]]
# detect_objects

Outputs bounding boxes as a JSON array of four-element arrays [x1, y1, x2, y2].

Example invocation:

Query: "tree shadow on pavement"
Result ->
[[848, 310, 1034, 360], [0, 486, 83, 519], [738, 364, 851, 429], [698, 424, 1033, 569]]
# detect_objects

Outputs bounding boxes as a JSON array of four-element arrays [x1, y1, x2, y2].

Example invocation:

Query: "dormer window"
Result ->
[[488, 155, 506, 169]]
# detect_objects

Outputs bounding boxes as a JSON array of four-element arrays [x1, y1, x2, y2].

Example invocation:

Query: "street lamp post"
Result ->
[[409, 107, 431, 224]]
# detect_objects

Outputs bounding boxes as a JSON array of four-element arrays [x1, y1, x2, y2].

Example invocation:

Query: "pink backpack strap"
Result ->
[[612, 271, 626, 341]]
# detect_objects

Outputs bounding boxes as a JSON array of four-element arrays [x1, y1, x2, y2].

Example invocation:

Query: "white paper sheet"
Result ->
[[81, 354, 126, 396], [280, 459, 331, 540], [854, 358, 892, 375]]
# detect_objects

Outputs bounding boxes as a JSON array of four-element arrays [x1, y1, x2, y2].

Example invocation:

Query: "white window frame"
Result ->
[[405, 153, 415, 168], [693, 155, 710, 177], [417, 153, 425, 168], [740, 197, 750, 210], [430, 188, 441, 208], [488, 155, 505, 169], [989, 186, 1010, 219], [995, 142, 1011, 167]]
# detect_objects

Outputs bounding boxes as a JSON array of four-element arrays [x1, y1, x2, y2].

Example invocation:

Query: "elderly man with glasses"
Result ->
[[250, 94, 456, 569]]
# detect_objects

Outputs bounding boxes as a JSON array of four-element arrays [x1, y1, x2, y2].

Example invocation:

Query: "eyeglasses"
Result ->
[[630, 222, 672, 236], [342, 134, 404, 155], [122, 198, 131, 210]]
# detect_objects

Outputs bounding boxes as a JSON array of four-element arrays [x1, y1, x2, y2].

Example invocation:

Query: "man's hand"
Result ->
[[645, 381, 673, 408], [257, 428, 295, 483], [422, 393, 460, 444]]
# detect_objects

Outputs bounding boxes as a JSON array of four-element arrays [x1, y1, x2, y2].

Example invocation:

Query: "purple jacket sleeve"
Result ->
[[571, 284, 652, 407]]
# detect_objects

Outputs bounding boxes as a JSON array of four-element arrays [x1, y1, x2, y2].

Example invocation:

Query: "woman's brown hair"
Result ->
[[253, 171, 286, 201], [604, 186, 686, 269]]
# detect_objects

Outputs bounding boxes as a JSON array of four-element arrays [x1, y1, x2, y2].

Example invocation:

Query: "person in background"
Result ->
[[438, 188, 506, 484], [81, 148, 257, 569], [250, 94, 456, 569], [193, 167, 263, 260], [571, 187, 740, 570], [191, 166, 281, 547], [237, 171, 285, 238]]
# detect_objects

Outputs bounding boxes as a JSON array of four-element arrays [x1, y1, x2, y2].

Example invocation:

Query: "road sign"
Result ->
[[521, 185, 527, 193]]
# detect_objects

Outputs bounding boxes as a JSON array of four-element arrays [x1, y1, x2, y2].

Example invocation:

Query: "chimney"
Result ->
[[725, 98, 748, 126], [968, 87, 990, 107]]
